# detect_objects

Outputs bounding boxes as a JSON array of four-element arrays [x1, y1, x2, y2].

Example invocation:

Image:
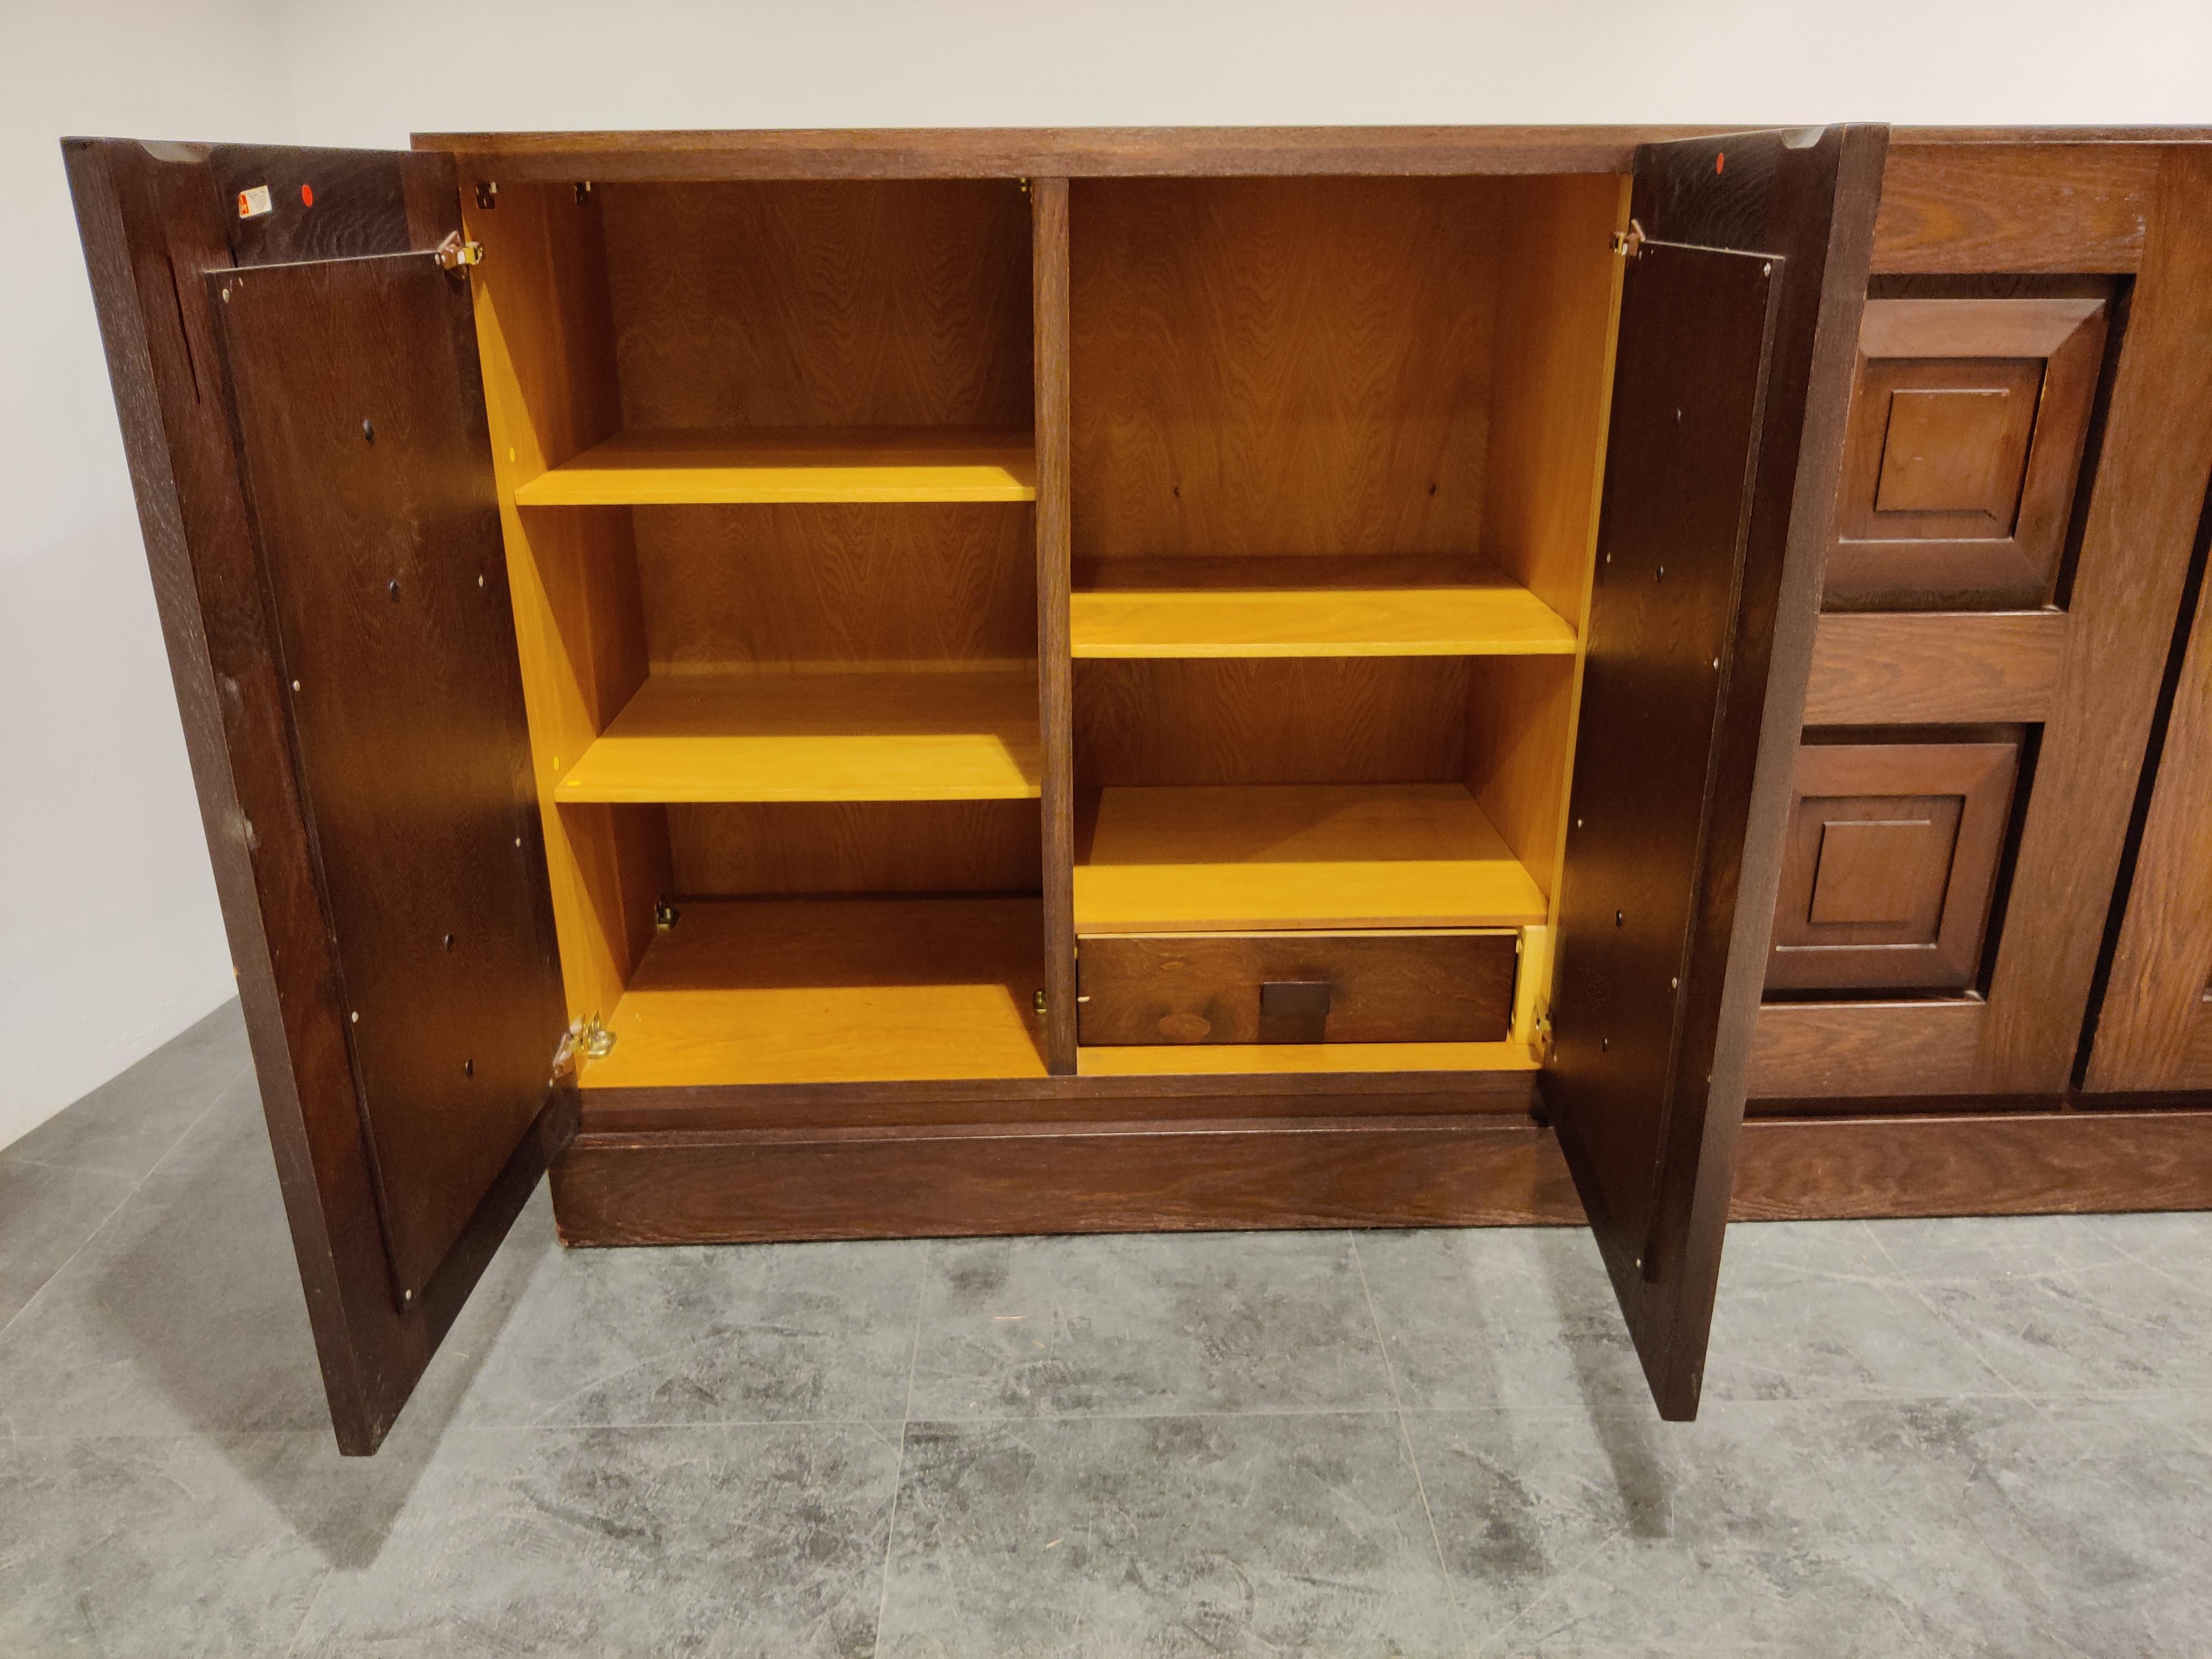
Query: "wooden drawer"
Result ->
[[1076, 929, 1519, 1045]]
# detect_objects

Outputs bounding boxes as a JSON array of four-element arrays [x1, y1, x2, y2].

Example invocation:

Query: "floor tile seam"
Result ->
[[1350, 1235, 1474, 1658], [279, 1560, 336, 1659], [870, 1244, 930, 1659], [0, 1152, 148, 1182]]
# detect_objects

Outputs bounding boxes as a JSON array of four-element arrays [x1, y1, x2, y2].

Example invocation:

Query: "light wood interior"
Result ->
[[466, 169, 1625, 1087]]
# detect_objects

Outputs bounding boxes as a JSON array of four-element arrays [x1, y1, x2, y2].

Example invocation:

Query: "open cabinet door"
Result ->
[[1548, 126, 1887, 1419], [65, 138, 570, 1454]]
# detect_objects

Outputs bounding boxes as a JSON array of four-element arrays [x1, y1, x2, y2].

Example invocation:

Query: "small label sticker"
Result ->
[[237, 184, 273, 220]]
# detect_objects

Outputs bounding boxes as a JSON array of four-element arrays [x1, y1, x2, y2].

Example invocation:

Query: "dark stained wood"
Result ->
[[577, 1066, 1540, 1134], [62, 137, 565, 1456], [552, 1088, 2212, 1243], [1552, 126, 1889, 1421], [552, 1113, 1585, 1244], [1731, 1105, 2212, 1219], [205, 143, 418, 267], [1766, 740, 2020, 992], [1033, 179, 1077, 1074], [1751, 997, 1987, 1098], [208, 249, 568, 1300], [2086, 484, 2212, 1092], [1872, 143, 2163, 273], [1077, 931, 1519, 1045], [1826, 296, 2106, 607], [413, 126, 1730, 183], [1803, 611, 2069, 724], [1976, 149, 2212, 1092], [1073, 658, 1467, 787]]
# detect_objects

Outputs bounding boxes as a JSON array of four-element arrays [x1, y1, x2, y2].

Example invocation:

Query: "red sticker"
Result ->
[[300, 182, 315, 207], [1715, 152, 1726, 175]]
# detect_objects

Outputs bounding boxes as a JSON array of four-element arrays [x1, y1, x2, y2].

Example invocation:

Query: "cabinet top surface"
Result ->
[[401, 125, 2208, 182]]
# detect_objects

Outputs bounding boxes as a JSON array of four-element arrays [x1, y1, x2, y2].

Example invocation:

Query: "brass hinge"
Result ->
[[1610, 218, 1647, 260], [550, 1013, 614, 1079], [432, 230, 485, 271], [1531, 1002, 1554, 1066]]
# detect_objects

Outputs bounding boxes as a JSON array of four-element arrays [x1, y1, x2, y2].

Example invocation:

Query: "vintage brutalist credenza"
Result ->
[[63, 123, 2212, 1453]]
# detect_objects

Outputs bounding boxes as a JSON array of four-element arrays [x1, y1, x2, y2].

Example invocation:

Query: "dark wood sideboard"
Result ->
[[62, 124, 2212, 1453]]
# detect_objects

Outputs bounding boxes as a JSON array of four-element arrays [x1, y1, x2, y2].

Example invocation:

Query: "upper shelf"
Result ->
[[1073, 781, 1549, 933], [555, 666, 1041, 803], [513, 428, 1039, 507], [1070, 556, 1578, 658]]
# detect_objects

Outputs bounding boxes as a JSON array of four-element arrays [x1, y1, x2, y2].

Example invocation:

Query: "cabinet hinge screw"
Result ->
[[433, 231, 484, 270], [1033, 989, 1047, 1016], [1610, 218, 1647, 259], [655, 899, 680, 931]]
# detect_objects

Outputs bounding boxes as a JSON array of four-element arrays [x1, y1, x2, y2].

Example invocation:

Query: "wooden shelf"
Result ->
[[514, 428, 1038, 506], [581, 898, 1048, 1088], [555, 667, 1041, 804], [1071, 556, 1578, 658], [1073, 782, 1549, 933]]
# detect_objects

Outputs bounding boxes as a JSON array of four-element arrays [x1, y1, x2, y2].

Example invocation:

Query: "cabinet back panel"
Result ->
[[1070, 176, 1501, 560], [633, 503, 1034, 669], [1075, 658, 1467, 787], [598, 180, 1034, 430], [669, 801, 1042, 895]]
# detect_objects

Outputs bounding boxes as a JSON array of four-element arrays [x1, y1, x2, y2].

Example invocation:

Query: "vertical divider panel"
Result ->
[[1032, 178, 1078, 1073]]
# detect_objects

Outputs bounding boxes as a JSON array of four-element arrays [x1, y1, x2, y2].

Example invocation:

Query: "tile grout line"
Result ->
[[0, 1056, 254, 1360], [1352, 1235, 1474, 1659], [869, 1240, 931, 1659]]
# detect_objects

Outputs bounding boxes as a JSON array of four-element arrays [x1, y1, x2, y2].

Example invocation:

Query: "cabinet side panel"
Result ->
[[467, 181, 666, 1021]]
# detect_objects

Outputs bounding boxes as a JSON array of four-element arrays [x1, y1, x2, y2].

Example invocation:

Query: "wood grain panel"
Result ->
[[666, 801, 1042, 895], [1731, 1109, 2212, 1220], [1828, 296, 2106, 607], [2088, 518, 2212, 1091], [598, 179, 1032, 430], [1766, 740, 2020, 992], [1750, 997, 1988, 1097], [631, 503, 1034, 671], [582, 897, 1048, 1089], [1872, 143, 2162, 273], [1077, 930, 1519, 1044], [467, 181, 667, 1022], [1978, 149, 2212, 1092], [1069, 175, 1500, 561], [551, 1114, 1583, 1244], [418, 126, 1712, 183], [1073, 657, 1465, 787], [1803, 611, 2069, 723]]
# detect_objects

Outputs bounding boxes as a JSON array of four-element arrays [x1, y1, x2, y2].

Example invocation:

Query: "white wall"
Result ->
[[0, 0, 298, 1150], [5, 0, 2211, 1150]]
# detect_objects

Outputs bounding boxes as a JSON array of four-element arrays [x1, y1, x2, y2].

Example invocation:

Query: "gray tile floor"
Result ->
[[2, 1001, 2208, 1657]]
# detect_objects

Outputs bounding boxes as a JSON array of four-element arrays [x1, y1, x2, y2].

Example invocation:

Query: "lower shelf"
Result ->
[[1077, 1042, 1541, 1076], [1073, 781, 1550, 932], [580, 896, 1049, 1089]]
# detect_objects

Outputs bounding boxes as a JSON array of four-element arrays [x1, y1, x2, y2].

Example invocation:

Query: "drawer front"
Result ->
[[1077, 930, 1518, 1045]]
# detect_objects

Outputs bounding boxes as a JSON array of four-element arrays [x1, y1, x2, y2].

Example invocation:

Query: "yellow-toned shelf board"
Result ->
[[555, 666, 1041, 804], [1070, 555, 1577, 658], [1077, 1040, 1541, 1076], [581, 897, 1049, 1089], [1073, 782, 1549, 933], [513, 427, 1038, 505]]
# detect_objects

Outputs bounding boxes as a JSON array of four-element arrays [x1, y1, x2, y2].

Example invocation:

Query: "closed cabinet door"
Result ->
[[1751, 144, 2212, 1103]]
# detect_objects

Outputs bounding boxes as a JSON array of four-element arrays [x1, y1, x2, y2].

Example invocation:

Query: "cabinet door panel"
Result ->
[[1550, 126, 1888, 1419], [65, 138, 568, 1455]]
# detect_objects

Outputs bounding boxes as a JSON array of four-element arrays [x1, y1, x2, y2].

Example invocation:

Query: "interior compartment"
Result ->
[[466, 178, 1046, 1087], [466, 167, 1626, 1088], [1066, 173, 1626, 1067]]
